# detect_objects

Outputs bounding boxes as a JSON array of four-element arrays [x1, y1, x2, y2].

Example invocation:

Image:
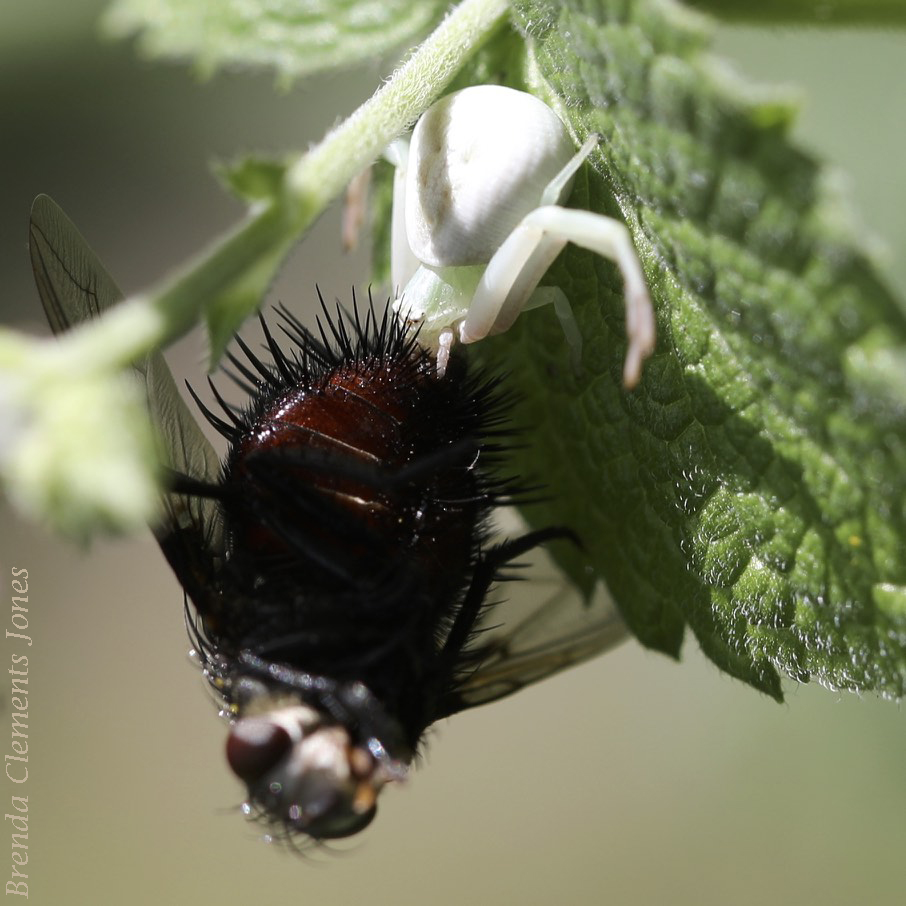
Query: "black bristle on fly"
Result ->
[[184, 294, 553, 751]]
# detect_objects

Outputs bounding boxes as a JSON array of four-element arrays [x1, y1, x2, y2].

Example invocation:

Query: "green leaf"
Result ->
[[103, 0, 449, 82], [216, 155, 292, 204], [685, 0, 906, 27], [454, 0, 906, 699]]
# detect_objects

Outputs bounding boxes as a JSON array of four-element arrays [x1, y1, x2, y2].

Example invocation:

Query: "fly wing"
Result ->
[[29, 194, 224, 592], [442, 509, 628, 715], [29, 194, 119, 329]]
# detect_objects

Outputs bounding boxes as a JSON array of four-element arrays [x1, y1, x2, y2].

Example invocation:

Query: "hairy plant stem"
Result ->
[[53, 0, 510, 372]]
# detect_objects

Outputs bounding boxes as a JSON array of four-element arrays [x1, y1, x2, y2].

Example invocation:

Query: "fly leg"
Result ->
[[436, 526, 580, 680]]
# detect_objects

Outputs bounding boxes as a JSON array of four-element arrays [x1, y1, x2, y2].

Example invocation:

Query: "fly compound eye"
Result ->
[[226, 717, 292, 784]]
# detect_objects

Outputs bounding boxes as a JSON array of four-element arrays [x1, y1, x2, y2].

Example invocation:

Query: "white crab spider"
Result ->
[[388, 85, 656, 386]]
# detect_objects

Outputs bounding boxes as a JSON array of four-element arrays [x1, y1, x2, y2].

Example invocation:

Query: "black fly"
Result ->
[[29, 194, 626, 845]]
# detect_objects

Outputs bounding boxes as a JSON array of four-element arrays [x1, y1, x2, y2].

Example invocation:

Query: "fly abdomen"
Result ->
[[221, 346, 482, 600]]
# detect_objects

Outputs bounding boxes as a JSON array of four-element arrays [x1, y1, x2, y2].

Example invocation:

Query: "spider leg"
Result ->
[[523, 286, 583, 371], [540, 133, 600, 206], [385, 138, 421, 295], [460, 205, 655, 387], [460, 220, 565, 343]]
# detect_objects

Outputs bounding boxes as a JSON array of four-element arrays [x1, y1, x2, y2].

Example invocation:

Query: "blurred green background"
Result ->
[[1, 3, 905, 904]]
